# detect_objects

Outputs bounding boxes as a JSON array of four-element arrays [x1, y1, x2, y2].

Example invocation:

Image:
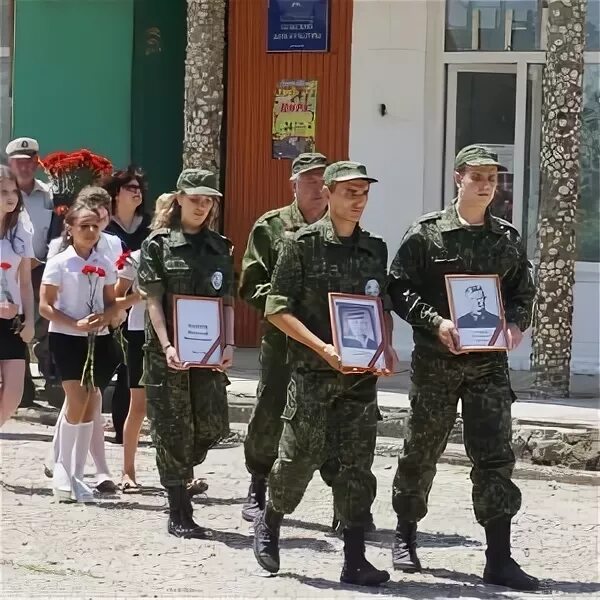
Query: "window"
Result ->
[[445, 0, 543, 51], [578, 63, 600, 262], [445, 0, 600, 51]]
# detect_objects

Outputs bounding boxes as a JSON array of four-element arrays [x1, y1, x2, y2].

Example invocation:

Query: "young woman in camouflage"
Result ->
[[138, 169, 235, 539]]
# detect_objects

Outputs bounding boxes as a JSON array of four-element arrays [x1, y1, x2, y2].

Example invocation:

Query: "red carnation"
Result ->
[[115, 250, 131, 270], [96, 267, 106, 277], [82, 265, 97, 275], [54, 205, 69, 217], [0, 262, 11, 270]]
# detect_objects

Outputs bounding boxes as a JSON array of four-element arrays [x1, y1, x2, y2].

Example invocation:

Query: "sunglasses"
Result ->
[[122, 184, 141, 193]]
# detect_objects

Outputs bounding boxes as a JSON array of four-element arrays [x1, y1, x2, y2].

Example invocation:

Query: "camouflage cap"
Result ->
[[176, 168, 222, 196], [290, 152, 328, 180], [323, 161, 378, 186], [454, 145, 507, 172]]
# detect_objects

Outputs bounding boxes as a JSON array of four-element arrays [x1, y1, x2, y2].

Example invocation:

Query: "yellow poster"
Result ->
[[272, 79, 317, 159]]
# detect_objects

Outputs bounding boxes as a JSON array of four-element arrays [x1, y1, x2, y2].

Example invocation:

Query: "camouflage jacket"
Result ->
[[138, 226, 234, 351], [239, 200, 309, 313], [265, 214, 389, 369], [388, 204, 535, 355]]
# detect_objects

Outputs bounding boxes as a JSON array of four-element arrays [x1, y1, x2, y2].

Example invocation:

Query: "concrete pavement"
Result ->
[[1, 418, 599, 599]]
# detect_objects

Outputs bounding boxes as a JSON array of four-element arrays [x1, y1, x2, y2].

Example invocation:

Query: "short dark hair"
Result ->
[[100, 165, 147, 214]]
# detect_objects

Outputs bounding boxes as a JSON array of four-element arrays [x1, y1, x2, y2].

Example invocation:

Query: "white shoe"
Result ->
[[71, 476, 95, 503], [52, 463, 73, 503]]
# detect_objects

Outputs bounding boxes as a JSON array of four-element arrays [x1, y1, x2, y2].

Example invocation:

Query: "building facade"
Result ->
[[349, 0, 599, 374], [2, 0, 598, 373]]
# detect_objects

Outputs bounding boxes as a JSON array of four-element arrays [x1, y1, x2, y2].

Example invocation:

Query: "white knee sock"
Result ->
[[72, 421, 94, 503], [49, 401, 68, 467], [52, 418, 77, 498], [89, 391, 111, 480]]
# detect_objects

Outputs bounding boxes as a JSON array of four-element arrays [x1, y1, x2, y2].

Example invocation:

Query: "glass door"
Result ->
[[445, 64, 529, 229]]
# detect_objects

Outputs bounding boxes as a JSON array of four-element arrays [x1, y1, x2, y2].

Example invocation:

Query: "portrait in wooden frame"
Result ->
[[328, 292, 390, 373], [172, 295, 224, 367], [445, 274, 508, 352]]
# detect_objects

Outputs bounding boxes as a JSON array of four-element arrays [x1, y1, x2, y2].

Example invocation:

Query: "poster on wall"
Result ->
[[272, 79, 317, 160], [267, 0, 329, 53]]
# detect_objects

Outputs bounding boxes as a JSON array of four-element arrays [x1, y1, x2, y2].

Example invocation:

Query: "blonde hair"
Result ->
[[150, 193, 176, 230], [150, 192, 221, 231]]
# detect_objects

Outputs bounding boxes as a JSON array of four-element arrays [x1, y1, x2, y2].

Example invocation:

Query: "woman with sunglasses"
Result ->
[[100, 167, 151, 446]]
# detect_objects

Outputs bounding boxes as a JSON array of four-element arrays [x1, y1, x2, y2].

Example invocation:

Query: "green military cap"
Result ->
[[176, 168, 222, 196], [454, 145, 507, 172], [323, 161, 378, 186], [290, 152, 328, 180]]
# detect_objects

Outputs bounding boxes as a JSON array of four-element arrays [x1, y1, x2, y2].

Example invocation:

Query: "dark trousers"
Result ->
[[109, 322, 131, 442]]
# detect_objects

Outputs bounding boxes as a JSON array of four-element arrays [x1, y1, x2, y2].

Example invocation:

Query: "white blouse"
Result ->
[[47, 232, 123, 264], [118, 249, 145, 332], [42, 245, 117, 336], [0, 220, 35, 312]]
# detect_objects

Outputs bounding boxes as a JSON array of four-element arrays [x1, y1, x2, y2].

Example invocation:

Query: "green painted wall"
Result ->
[[131, 0, 186, 204], [12, 0, 134, 169]]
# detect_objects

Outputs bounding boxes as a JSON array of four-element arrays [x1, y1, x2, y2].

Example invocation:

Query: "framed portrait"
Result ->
[[173, 295, 224, 367], [445, 275, 507, 352], [328, 293, 390, 373]]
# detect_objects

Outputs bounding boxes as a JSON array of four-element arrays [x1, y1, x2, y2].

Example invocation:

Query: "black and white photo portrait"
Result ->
[[457, 285, 501, 329], [339, 306, 378, 350], [445, 275, 507, 351], [329, 294, 387, 371]]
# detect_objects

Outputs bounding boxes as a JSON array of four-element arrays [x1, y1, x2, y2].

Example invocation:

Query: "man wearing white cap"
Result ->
[[6, 137, 62, 406]]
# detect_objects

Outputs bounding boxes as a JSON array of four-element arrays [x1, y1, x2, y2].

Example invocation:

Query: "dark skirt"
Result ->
[[49, 332, 121, 389], [0, 316, 27, 361], [126, 329, 145, 389]]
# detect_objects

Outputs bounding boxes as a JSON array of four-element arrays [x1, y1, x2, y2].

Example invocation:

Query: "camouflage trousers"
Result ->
[[244, 333, 339, 485], [144, 349, 230, 488], [269, 367, 378, 528], [244, 332, 291, 479], [393, 350, 520, 526]]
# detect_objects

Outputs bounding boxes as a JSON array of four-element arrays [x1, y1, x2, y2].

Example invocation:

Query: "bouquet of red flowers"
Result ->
[[80, 264, 106, 390], [40, 149, 113, 206]]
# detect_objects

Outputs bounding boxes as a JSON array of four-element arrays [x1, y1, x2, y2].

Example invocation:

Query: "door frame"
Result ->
[[444, 62, 529, 232]]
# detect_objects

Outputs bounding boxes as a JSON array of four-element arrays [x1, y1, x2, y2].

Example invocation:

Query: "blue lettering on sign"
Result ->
[[267, 0, 329, 52]]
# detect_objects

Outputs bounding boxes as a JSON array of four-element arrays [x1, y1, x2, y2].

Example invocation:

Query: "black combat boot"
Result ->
[[483, 518, 539, 591], [167, 486, 211, 539], [340, 527, 390, 587], [332, 509, 376, 537], [253, 503, 283, 573], [392, 520, 422, 572], [241, 475, 266, 522]]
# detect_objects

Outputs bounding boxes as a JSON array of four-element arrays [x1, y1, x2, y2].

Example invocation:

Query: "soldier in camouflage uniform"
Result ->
[[138, 169, 235, 540], [388, 146, 539, 591], [252, 162, 390, 587], [238, 152, 328, 521]]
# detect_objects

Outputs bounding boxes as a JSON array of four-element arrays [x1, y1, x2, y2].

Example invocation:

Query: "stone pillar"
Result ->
[[531, 0, 587, 397], [183, 0, 226, 172]]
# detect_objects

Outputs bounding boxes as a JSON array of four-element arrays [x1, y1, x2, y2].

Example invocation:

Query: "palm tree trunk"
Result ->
[[531, 0, 587, 397], [183, 0, 226, 172]]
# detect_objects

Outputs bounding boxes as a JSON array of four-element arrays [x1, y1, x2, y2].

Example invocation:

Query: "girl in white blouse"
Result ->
[[0, 166, 35, 426], [45, 192, 123, 493], [40, 190, 120, 502]]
